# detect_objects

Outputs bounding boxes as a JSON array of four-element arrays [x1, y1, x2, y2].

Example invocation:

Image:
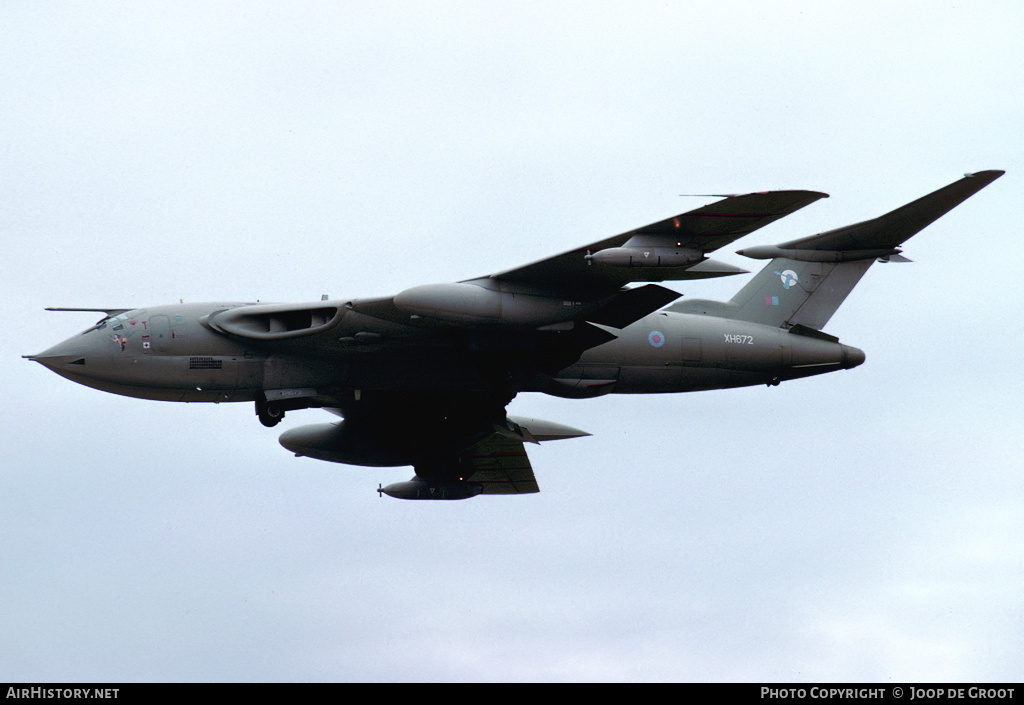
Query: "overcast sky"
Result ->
[[3, 1, 1022, 682]]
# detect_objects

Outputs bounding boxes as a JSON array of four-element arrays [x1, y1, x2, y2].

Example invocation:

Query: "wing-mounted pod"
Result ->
[[585, 238, 748, 276], [583, 234, 751, 275], [204, 302, 343, 340], [589, 239, 749, 278], [585, 240, 704, 268]]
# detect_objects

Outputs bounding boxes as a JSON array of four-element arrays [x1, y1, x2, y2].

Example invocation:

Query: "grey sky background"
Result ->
[[3, 1, 1022, 682]]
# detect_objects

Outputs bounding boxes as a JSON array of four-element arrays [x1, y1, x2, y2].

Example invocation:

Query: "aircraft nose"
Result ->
[[24, 338, 92, 375], [24, 352, 86, 372]]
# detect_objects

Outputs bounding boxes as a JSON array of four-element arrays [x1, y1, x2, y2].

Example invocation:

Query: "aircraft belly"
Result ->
[[615, 365, 682, 393], [529, 363, 620, 398]]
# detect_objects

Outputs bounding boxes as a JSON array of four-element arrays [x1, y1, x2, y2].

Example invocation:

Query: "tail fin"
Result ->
[[723, 256, 875, 330], [671, 170, 1004, 330]]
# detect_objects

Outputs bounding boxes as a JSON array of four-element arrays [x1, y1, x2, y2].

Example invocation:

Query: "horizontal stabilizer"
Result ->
[[742, 170, 1004, 256], [737, 245, 902, 263], [688, 170, 1004, 330]]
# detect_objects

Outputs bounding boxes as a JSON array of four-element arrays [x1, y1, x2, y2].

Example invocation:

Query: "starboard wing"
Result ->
[[487, 189, 828, 292]]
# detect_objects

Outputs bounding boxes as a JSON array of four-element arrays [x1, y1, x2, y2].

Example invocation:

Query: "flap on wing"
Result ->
[[458, 434, 539, 495]]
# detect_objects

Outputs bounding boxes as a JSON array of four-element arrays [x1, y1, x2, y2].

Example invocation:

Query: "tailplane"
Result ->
[[669, 170, 1004, 330]]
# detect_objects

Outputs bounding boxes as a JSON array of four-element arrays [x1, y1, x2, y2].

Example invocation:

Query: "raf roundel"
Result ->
[[648, 330, 666, 348]]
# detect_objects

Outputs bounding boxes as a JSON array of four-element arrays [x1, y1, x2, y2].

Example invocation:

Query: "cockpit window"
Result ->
[[80, 311, 141, 336], [82, 318, 109, 334]]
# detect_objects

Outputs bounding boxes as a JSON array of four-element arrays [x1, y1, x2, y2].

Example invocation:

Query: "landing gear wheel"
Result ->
[[257, 401, 284, 427]]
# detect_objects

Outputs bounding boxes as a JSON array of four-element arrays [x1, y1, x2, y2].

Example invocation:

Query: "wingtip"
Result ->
[[965, 169, 1005, 179]]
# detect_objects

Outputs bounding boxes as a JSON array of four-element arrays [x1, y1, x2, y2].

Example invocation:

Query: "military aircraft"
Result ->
[[26, 170, 1003, 499]]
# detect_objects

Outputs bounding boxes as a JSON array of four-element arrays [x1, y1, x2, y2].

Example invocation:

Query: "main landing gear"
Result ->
[[256, 398, 285, 427]]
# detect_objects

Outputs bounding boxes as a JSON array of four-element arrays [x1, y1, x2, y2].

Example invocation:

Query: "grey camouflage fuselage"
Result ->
[[27, 170, 1004, 499]]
